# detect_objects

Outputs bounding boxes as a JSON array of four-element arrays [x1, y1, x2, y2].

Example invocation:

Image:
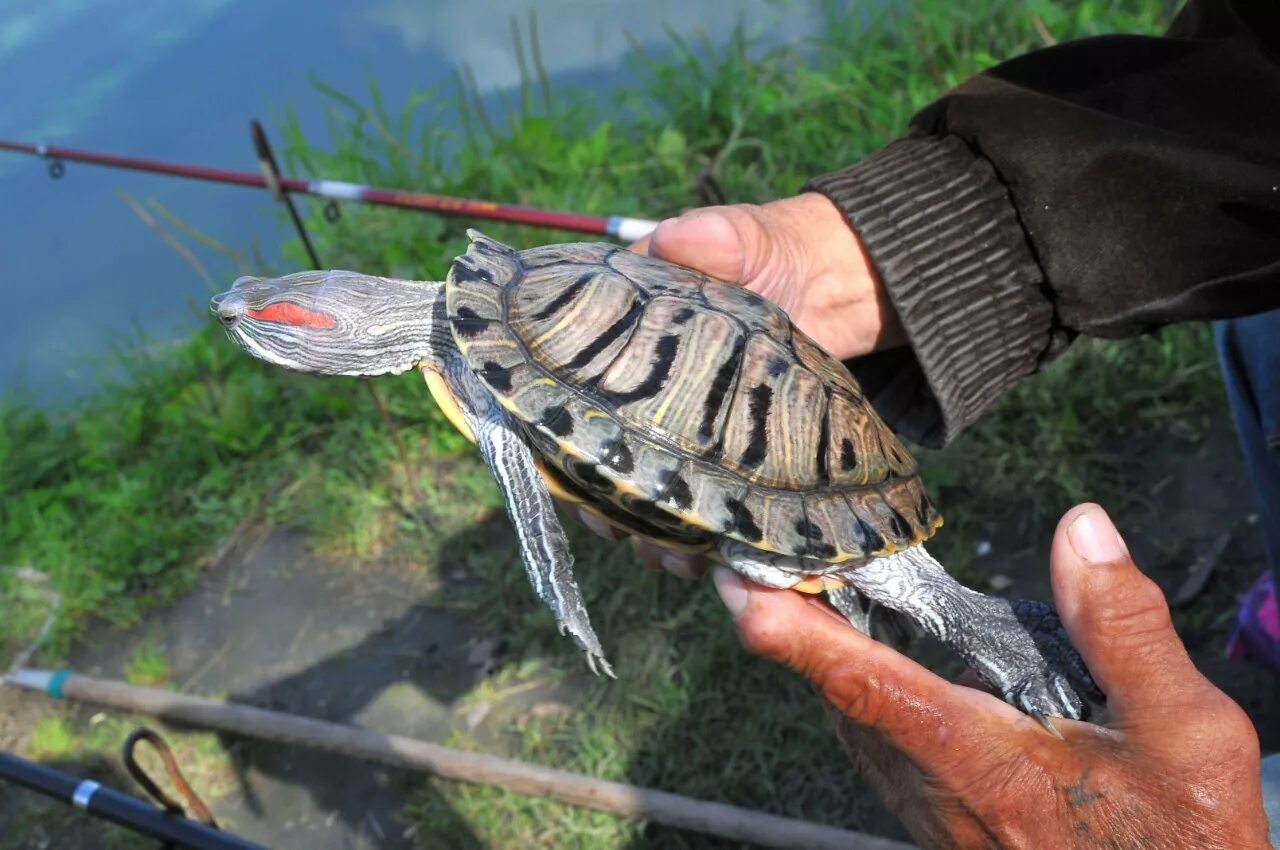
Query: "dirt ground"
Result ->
[[1, 411, 1277, 848]]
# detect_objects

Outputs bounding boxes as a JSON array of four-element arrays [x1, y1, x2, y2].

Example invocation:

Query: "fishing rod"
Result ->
[[0, 138, 658, 241], [0, 751, 263, 849]]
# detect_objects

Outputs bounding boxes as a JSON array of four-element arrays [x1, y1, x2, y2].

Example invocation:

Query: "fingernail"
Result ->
[[578, 509, 618, 541], [713, 567, 750, 617], [660, 553, 699, 581], [1067, 506, 1128, 564]]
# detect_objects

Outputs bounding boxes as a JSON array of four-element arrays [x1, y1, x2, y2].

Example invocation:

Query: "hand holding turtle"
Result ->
[[633, 193, 904, 360], [586, 193, 901, 575], [715, 502, 1270, 849]]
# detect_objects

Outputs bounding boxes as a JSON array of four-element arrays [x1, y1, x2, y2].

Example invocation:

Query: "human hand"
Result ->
[[712, 503, 1269, 849], [633, 193, 902, 360], [579, 193, 903, 575]]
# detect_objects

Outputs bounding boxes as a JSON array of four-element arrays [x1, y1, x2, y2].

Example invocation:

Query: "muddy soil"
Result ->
[[1, 411, 1277, 848]]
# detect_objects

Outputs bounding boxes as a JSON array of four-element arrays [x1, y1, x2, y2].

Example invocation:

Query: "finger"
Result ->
[[629, 538, 705, 580], [712, 568, 1032, 769], [576, 508, 623, 542], [644, 207, 756, 282], [1050, 503, 1210, 719]]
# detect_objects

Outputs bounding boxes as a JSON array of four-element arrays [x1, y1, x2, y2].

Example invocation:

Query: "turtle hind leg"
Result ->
[[838, 545, 1092, 724], [718, 541, 918, 650], [826, 586, 921, 651]]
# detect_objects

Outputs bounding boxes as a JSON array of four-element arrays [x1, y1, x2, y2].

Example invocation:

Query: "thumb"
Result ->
[[1050, 504, 1206, 720], [640, 206, 762, 283], [713, 568, 1016, 771]]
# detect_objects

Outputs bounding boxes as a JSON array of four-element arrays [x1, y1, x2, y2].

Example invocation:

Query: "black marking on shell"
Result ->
[[666, 476, 693, 511], [657, 468, 693, 511], [795, 518, 824, 540], [564, 299, 644, 372], [533, 271, 593, 321], [605, 333, 680, 405], [627, 497, 666, 520], [816, 389, 831, 486], [724, 497, 763, 542], [540, 404, 574, 437], [601, 439, 634, 474], [697, 336, 744, 442], [839, 438, 858, 472], [796, 505, 838, 558], [451, 307, 492, 339], [672, 307, 695, 325], [473, 237, 506, 256], [571, 459, 615, 492], [888, 508, 912, 540], [451, 260, 493, 285], [766, 357, 789, 378], [479, 362, 513, 393], [915, 493, 933, 527], [809, 541, 838, 559], [856, 517, 885, 553], [739, 384, 774, 468]]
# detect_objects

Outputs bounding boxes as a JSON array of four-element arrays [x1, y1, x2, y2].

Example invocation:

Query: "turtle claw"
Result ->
[[1031, 710, 1065, 740], [585, 651, 616, 679]]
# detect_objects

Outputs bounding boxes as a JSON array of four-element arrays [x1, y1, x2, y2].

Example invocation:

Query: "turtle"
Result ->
[[210, 229, 1097, 727]]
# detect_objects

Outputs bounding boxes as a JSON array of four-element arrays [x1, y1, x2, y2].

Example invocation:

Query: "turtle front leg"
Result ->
[[838, 546, 1095, 727], [451, 364, 613, 677]]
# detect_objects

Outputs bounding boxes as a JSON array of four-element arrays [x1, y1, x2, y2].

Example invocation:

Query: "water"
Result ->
[[0, 0, 822, 401]]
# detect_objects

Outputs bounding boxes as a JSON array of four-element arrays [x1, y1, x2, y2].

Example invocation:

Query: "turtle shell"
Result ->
[[446, 230, 941, 562]]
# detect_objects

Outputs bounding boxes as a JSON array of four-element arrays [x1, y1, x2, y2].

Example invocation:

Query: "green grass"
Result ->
[[123, 641, 171, 687], [0, 0, 1216, 846]]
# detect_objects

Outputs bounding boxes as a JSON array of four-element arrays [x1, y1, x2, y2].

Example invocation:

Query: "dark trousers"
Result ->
[[1215, 310, 1280, 585]]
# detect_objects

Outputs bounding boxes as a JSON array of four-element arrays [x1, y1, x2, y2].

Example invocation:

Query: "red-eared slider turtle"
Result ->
[[211, 230, 1095, 726]]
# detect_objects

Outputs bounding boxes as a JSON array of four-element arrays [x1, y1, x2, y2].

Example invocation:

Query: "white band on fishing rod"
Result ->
[[608, 216, 658, 242], [307, 180, 365, 201], [72, 779, 101, 809]]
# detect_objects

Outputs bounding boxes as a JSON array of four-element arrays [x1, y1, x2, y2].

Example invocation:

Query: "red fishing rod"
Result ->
[[0, 138, 658, 241]]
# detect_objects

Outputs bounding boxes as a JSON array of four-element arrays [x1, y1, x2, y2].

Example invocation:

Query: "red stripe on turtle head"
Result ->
[[247, 302, 336, 329]]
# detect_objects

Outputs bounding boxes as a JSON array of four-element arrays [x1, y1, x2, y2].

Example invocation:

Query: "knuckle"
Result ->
[[1201, 693, 1260, 755], [822, 671, 888, 729]]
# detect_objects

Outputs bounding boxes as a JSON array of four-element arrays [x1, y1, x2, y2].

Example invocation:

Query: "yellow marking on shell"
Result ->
[[608, 478, 645, 498], [420, 366, 476, 445], [650, 322, 719, 428], [455, 337, 517, 357], [533, 458, 585, 505], [790, 576, 848, 594], [531, 277, 600, 348]]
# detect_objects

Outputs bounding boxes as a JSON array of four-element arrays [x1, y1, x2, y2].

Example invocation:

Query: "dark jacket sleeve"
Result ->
[[805, 0, 1280, 448]]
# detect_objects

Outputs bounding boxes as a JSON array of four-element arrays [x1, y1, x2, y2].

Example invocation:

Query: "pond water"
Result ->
[[0, 0, 823, 401]]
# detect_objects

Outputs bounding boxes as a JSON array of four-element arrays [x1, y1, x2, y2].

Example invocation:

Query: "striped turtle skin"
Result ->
[[445, 233, 942, 565]]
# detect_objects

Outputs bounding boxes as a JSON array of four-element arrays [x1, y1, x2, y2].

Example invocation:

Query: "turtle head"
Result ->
[[211, 270, 446, 376]]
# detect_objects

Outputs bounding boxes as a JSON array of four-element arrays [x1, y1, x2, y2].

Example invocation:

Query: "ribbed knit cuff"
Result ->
[[805, 135, 1054, 449]]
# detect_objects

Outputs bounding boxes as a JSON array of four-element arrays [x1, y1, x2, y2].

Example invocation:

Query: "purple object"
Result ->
[[1227, 571, 1280, 673]]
